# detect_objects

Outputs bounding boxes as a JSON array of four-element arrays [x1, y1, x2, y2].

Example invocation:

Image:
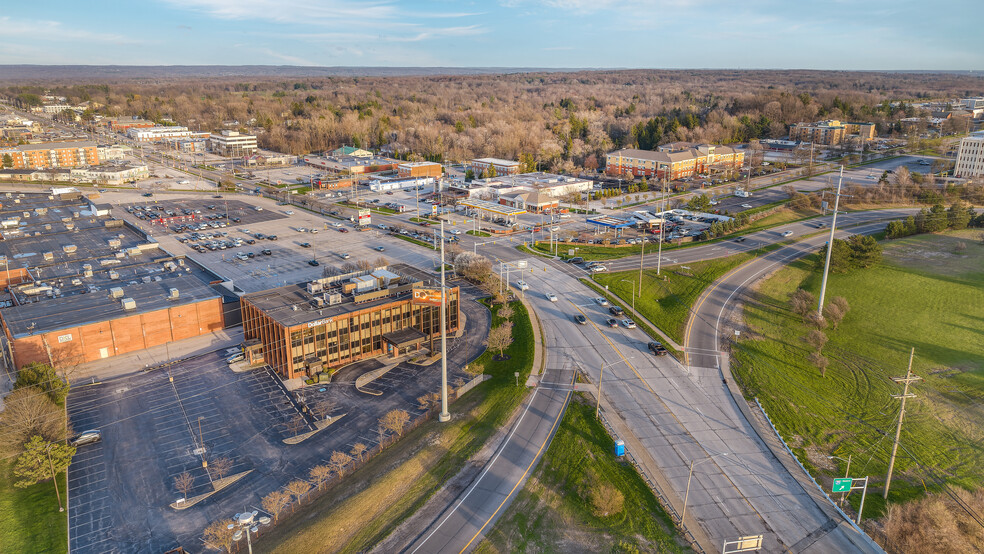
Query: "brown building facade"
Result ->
[[0, 141, 99, 169], [397, 162, 442, 179]]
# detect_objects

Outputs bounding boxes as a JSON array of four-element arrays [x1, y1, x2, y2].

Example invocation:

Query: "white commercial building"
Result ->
[[955, 131, 984, 178], [73, 164, 150, 185], [367, 176, 435, 192], [208, 130, 258, 157], [128, 126, 207, 142]]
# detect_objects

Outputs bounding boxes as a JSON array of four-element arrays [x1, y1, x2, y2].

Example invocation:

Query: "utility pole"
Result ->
[[885, 347, 920, 499], [817, 166, 845, 318], [439, 220, 450, 423], [657, 175, 667, 275]]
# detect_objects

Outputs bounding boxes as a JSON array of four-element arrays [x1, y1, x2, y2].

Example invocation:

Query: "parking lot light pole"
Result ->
[[439, 220, 450, 422]]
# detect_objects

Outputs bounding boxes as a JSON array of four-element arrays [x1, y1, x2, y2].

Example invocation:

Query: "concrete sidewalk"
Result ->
[[69, 327, 244, 384]]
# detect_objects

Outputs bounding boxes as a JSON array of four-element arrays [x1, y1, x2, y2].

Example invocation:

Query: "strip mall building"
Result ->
[[241, 264, 460, 380]]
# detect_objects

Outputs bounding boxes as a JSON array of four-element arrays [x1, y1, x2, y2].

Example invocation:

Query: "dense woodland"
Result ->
[[5, 70, 983, 170]]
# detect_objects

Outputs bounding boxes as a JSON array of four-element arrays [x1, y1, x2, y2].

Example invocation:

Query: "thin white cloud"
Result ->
[[0, 16, 143, 44], [257, 48, 319, 66]]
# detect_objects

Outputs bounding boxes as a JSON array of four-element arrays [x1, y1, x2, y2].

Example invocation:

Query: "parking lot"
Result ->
[[65, 284, 490, 553]]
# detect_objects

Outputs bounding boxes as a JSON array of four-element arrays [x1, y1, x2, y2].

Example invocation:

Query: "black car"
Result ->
[[308, 259, 320, 266], [261, 249, 272, 255], [648, 342, 668, 356], [573, 314, 587, 325], [609, 306, 624, 316], [300, 242, 311, 248], [267, 235, 278, 241], [734, 236, 747, 243]]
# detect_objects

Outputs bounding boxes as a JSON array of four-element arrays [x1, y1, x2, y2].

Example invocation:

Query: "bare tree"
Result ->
[[373, 256, 388, 267], [285, 415, 306, 436], [808, 351, 829, 377], [261, 489, 292, 523], [202, 518, 236, 553], [350, 442, 368, 463], [309, 465, 332, 491], [417, 392, 440, 412], [328, 450, 353, 477], [497, 304, 514, 322], [209, 457, 233, 481], [174, 471, 195, 501], [804, 329, 828, 353], [356, 259, 373, 271], [285, 479, 312, 511], [310, 399, 334, 420], [485, 322, 514, 358], [380, 409, 411, 441], [789, 288, 816, 318], [0, 388, 67, 454]]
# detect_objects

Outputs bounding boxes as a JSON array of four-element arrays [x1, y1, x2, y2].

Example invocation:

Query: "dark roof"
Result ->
[[383, 327, 425, 347], [18, 141, 97, 151], [1, 274, 220, 338]]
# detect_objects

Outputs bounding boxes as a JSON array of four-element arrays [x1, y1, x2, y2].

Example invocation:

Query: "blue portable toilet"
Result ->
[[614, 440, 625, 457]]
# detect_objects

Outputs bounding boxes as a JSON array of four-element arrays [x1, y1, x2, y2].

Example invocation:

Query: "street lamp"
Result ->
[[681, 452, 729, 529], [828, 454, 852, 506], [619, 279, 636, 311], [228, 511, 271, 554], [595, 358, 628, 418]]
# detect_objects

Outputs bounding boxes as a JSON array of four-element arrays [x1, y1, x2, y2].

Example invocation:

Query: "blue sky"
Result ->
[[1, 0, 980, 69]]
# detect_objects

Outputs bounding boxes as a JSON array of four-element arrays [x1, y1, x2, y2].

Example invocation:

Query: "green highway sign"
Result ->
[[832, 478, 852, 493]]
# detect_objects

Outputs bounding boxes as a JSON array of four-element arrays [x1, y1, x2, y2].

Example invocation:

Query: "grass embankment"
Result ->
[[466, 230, 492, 237], [477, 398, 690, 553], [0, 461, 67, 553], [393, 234, 437, 250], [408, 217, 437, 224], [338, 201, 398, 214], [732, 230, 984, 520], [593, 245, 781, 344], [258, 300, 535, 554]]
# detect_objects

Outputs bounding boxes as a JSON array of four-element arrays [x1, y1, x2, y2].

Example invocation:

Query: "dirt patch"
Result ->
[[805, 445, 836, 472]]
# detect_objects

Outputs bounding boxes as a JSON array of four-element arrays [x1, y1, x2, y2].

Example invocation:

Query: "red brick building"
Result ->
[[0, 141, 100, 169], [397, 161, 442, 179], [605, 143, 744, 181]]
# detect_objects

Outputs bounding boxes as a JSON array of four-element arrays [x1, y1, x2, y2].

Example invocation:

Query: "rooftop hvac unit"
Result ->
[[108, 238, 121, 248], [71, 278, 82, 286], [121, 297, 136, 310], [109, 287, 124, 299], [312, 297, 324, 308], [108, 270, 119, 280], [327, 293, 342, 306], [82, 264, 93, 277], [42, 252, 53, 261], [169, 288, 179, 300], [22, 212, 29, 218], [63, 244, 77, 253], [306, 281, 324, 294]]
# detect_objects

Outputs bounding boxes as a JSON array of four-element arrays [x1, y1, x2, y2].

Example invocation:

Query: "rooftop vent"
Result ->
[[169, 288, 179, 300], [109, 287, 124, 299], [121, 297, 136, 310]]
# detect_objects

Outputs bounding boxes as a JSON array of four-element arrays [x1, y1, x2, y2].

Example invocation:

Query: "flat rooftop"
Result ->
[[2, 274, 221, 338], [244, 263, 443, 328]]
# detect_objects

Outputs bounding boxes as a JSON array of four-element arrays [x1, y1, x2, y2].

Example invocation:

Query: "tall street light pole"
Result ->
[[681, 452, 729, 530], [439, 219, 450, 422], [817, 166, 845, 318], [620, 279, 636, 311]]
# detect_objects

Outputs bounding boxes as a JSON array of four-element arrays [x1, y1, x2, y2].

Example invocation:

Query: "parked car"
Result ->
[[308, 259, 320, 266], [261, 249, 272, 255], [649, 342, 669, 356], [70, 430, 102, 447], [573, 314, 587, 325], [781, 230, 794, 237], [605, 318, 619, 328], [227, 352, 246, 363], [375, 246, 385, 252], [620, 319, 636, 329], [300, 242, 311, 248], [338, 252, 350, 259], [609, 306, 624, 316]]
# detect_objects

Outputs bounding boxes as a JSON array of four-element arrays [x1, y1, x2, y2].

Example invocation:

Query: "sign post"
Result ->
[[831, 476, 869, 524]]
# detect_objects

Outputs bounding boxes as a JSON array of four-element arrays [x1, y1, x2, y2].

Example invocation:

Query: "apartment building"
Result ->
[[0, 141, 99, 169], [208, 130, 258, 157], [470, 158, 520, 177], [788, 120, 876, 145], [955, 131, 984, 178], [605, 143, 744, 180], [128, 126, 209, 142]]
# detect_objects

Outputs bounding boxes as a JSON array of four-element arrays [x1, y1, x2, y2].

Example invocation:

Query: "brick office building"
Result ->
[[605, 142, 744, 180], [397, 161, 443, 179], [241, 264, 460, 380]]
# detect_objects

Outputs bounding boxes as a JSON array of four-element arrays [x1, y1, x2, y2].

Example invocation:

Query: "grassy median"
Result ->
[[477, 398, 690, 553], [259, 300, 535, 553], [0, 460, 67, 553], [732, 230, 984, 518]]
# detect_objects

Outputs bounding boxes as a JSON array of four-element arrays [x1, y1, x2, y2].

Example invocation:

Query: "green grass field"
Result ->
[[260, 300, 535, 553], [593, 245, 780, 344], [466, 230, 491, 237], [732, 230, 984, 518], [393, 234, 438, 250], [478, 398, 689, 553], [0, 461, 68, 553]]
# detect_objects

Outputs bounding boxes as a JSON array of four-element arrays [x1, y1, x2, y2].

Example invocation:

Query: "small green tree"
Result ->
[[686, 194, 712, 212], [13, 436, 75, 511], [2, 154, 12, 168], [846, 235, 882, 268], [16, 362, 69, 405], [464, 169, 475, 181], [948, 201, 972, 230]]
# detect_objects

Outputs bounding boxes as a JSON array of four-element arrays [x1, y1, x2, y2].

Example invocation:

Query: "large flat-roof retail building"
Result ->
[[0, 191, 235, 370], [241, 264, 459, 380]]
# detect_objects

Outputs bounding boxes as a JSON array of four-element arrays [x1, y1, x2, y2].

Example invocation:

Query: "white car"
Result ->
[[741, 203, 753, 209], [620, 319, 637, 329], [546, 293, 558, 302], [781, 230, 794, 237], [516, 280, 530, 291], [284, 210, 294, 215], [449, 229, 462, 235], [332, 222, 343, 228], [594, 297, 609, 306], [589, 265, 607, 272]]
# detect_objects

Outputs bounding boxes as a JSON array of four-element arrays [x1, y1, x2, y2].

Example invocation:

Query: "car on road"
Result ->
[[300, 242, 311, 248], [142, 193, 153, 197], [734, 236, 747, 243], [648, 341, 669, 356], [546, 293, 558, 302], [605, 318, 619, 328], [338, 228, 349, 233], [919, 160, 930, 166], [781, 230, 794, 237], [375, 246, 385, 252], [515, 280, 530, 291], [70, 430, 102, 446], [621, 319, 636, 329], [449, 229, 462, 235], [594, 297, 609, 306], [568, 256, 584, 264], [815, 222, 827, 228], [740, 203, 753, 209], [308, 259, 320, 266], [331, 222, 343, 228], [588, 265, 607, 272], [609, 306, 624, 316], [573, 314, 587, 325]]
